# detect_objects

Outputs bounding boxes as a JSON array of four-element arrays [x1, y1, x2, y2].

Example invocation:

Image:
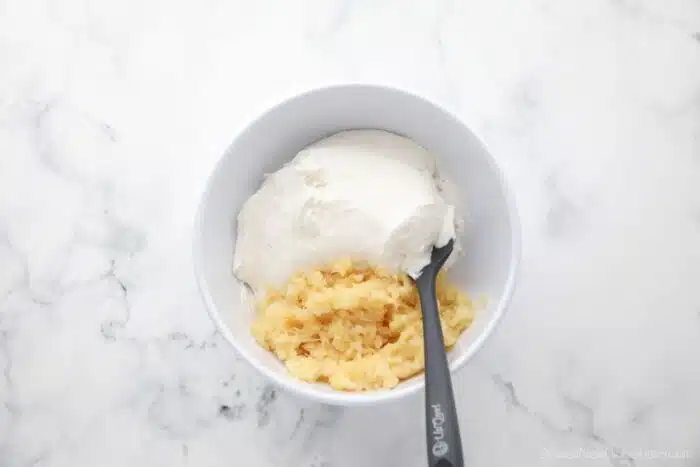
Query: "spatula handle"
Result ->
[[416, 272, 464, 467]]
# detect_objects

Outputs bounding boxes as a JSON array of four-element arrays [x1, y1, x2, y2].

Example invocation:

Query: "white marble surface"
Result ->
[[1, 0, 700, 465]]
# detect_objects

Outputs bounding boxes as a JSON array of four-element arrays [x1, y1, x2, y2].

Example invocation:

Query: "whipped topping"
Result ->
[[233, 130, 461, 294]]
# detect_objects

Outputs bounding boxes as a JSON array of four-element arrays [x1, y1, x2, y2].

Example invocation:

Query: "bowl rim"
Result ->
[[193, 82, 522, 406]]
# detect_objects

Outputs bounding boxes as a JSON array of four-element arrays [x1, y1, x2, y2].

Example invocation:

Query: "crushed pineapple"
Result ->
[[251, 259, 475, 391]]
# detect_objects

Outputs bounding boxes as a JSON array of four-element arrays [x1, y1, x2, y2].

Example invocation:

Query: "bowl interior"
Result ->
[[195, 85, 518, 405]]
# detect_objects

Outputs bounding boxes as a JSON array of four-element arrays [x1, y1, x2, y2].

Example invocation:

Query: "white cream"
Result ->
[[233, 130, 461, 294]]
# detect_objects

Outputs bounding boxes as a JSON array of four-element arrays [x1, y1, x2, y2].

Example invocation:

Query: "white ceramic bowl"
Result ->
[[194, 84, 520, 406]]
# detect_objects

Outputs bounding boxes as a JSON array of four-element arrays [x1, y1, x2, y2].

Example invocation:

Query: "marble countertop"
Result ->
[[1, 0, 700, 466]]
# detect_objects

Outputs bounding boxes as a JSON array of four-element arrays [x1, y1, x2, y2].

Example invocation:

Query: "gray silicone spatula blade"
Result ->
[[414, 239, 463, 467]]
